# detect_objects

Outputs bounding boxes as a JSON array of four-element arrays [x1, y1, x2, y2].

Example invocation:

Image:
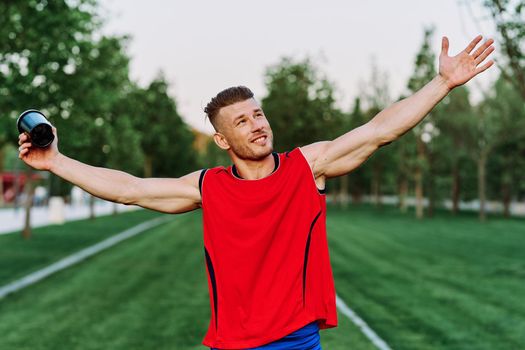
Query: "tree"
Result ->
[[432, 86, 476, 214], [200, 138, 231, 168], [343, 98, 369, 204], [56, 35, 133, 219], [262, 57, 344, 153], [475, 76, 525, 219], [482, 0, 525, 100], [405, 27, 439, 219], [359, 61, 396, 208], [127, 76, 197, 179], [0, 0, 102, 236]]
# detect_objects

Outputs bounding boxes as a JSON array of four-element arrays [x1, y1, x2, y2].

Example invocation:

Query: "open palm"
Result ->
[[439, 35, 495, 90]]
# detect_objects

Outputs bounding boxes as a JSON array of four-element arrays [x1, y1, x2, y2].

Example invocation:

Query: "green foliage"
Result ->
[[479, 77, 525, 200], [432, 86, 478, 201], [200, 139, 231, 168], [47, 34, 134, 195], [125, 76, 197, 178], [483, 0, 525, 99], [261, 57, 345, 152], [359, 63, 398, 198], [0, 0, 100, 179], [391, 27, 439, 204], [0, 1, 198, 199], [408, 27, 437, 93], [107, 104, 144, 176], [344, 98, 370, 199]]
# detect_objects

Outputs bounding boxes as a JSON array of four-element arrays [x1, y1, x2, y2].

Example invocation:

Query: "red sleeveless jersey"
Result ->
[[200, 147, 338, 349]]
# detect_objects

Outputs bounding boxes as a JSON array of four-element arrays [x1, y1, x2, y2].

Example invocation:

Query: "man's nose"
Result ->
[[250, 118, 264, 131]]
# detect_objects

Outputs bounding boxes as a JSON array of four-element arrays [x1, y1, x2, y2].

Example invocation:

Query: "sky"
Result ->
[[98, 0, 499, 135]]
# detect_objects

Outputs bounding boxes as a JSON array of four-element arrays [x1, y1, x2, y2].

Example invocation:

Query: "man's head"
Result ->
[[205, 86, 274, 161]]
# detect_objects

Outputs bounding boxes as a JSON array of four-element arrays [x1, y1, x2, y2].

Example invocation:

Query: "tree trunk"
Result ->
[[339, 175, 349, 208], [89, 195, 96, 220], [451, 164, 460, 215], [428, 179, 435, 218], [377, 177, 382, 208], [501, 182, 511, 218], [371, 167, 380, 207], [144, 154, 153, 178], [427, 153, 435, 218], [22, 169, 35, 240], [478, 152, 487, 221], [398, 176, 408, 213], [415, 138, 425, 219], [415, 167, 424, 219], [374, 165, 383, 208], [351, 188, 363, 204]]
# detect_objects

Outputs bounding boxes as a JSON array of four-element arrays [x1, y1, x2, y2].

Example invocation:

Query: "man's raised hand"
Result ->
[[439, 35, 495, 90]]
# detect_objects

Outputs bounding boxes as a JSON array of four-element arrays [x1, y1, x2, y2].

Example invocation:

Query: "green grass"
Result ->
[[0, 209, 375, 350], [0, 208, 163, 285], [0, 204, 523, 349], [327, 203, 525, 350]]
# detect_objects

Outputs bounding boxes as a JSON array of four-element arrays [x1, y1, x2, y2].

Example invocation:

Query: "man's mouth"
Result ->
[[251, 135, 267, 145]]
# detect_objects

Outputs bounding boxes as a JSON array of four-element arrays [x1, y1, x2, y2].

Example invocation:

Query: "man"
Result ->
[[18, 35, 494, 349]]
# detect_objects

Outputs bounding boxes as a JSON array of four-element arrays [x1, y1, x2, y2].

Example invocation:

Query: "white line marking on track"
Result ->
[[0, 215, 172, 300], [336, 294, 393, 350]]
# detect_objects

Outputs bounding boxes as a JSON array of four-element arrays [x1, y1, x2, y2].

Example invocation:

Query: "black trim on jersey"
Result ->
[[199, 169, 208, 195], [318, 188, 326, 194], [302, 210, 322, 308], [231, 152, 279, 179], [204, 247, 218, 331]]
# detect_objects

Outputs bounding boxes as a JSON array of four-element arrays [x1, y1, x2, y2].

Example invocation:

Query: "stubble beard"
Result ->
[[231, 134, 274, 161]]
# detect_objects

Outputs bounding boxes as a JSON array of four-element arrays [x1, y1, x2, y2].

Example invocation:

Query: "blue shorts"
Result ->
[[210, 321, 322, 350]]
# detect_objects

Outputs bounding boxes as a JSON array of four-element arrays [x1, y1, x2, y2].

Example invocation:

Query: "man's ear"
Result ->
[[213, 132, 230, 150]]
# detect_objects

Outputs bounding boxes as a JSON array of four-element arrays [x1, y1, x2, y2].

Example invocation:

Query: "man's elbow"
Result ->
[[117, 177, 141, 205], [369, 121, 397, 148]]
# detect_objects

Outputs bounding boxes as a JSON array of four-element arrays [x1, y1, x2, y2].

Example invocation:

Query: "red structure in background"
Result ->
[[1, 172, 43, 203]]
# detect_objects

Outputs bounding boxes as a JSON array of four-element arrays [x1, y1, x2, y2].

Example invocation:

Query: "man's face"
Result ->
[[215, 98, 274, 161]]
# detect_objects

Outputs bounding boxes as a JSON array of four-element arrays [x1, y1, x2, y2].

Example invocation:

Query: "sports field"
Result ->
[[0, 204, 523, 349]]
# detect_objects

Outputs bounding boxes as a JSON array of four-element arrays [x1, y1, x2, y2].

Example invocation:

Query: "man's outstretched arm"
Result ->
[[301, 35, 495, 184], [18, 128, 202, 214]]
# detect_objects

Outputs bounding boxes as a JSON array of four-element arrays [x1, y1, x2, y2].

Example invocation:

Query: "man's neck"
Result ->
[[232, 153, 276, 180]]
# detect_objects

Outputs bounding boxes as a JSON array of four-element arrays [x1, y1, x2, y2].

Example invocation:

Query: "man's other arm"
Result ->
[[19, 129, 201, 214]]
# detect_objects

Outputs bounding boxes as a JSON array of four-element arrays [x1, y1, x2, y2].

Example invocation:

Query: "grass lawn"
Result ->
[[0, 209, 375, 350], [328, 203, 525, 350], [0, 208, 162, 285], [0, 204, 523, 349]]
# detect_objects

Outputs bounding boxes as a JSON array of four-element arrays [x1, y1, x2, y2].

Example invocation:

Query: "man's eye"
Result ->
[[238, 120, 246, 125]]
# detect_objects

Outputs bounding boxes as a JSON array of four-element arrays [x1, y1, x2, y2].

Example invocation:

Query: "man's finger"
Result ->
[[464, 35, 483, 54], [441, 36, 449, 56], [19, 142, 32, 151], [475, 45, 495, 65], [473, 38, 494, 59], [474, 60, 494, 76]]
